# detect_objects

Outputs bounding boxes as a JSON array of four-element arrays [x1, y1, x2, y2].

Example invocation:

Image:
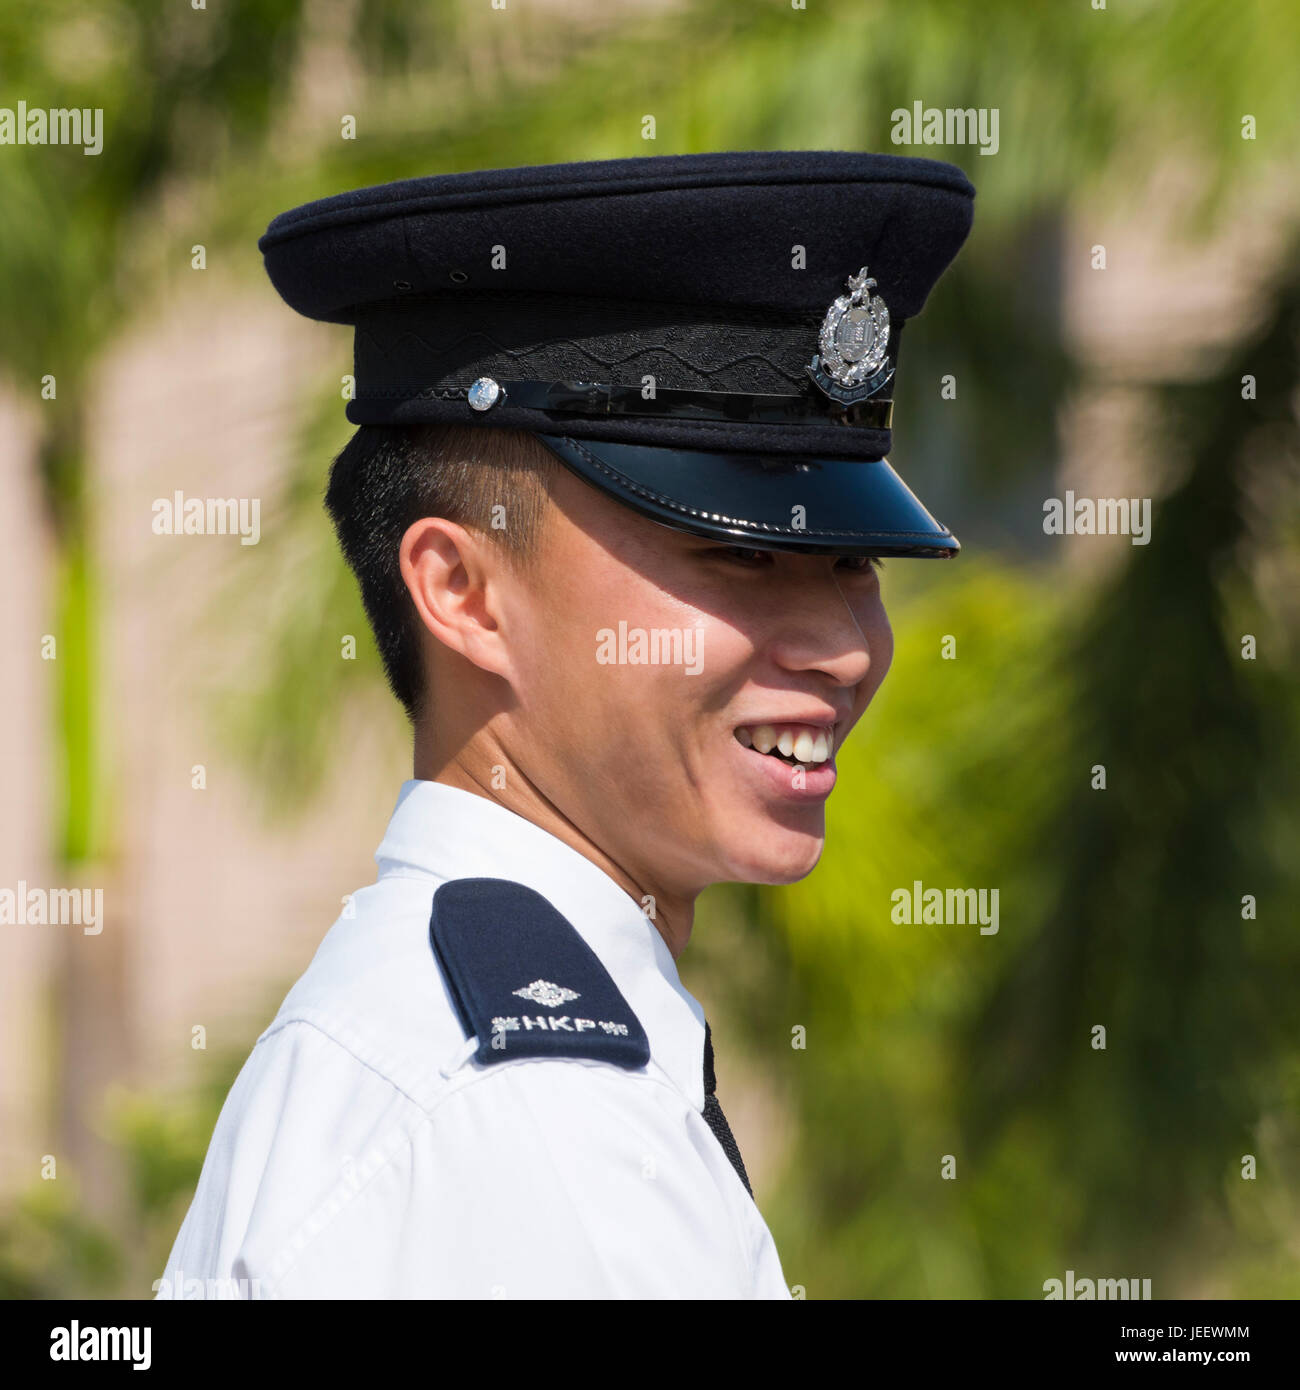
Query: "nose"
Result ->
[[766, 568, 876, 689]]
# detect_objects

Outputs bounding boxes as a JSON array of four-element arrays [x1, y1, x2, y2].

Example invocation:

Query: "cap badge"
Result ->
[[807, 266, 893, 409]]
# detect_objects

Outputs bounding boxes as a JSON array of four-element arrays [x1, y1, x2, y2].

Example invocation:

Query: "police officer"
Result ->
[[158, 150, 974, 1299]]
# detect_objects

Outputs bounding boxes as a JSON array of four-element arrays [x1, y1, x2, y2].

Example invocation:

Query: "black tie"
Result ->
[[702, 1021, 753, 1197]]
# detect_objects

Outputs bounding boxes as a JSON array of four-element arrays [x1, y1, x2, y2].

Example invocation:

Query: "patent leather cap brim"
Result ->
[[534, 435, 959, 557]]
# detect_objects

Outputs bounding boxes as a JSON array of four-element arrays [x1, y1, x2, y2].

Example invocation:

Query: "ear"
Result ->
[[399, 517, 515, 682]]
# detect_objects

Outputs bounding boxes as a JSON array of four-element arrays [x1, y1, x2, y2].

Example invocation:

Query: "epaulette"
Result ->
[[429, 878, 650, 1070]]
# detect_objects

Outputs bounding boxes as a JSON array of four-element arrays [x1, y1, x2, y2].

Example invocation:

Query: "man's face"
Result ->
[[494, 464, 894, 900]]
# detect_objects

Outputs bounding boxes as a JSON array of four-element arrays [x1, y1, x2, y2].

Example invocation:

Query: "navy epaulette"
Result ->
[[429, 878, 651, 1070]]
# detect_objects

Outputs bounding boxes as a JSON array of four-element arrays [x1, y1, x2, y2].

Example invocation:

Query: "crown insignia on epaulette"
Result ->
[[513, 978, 581, 1008]]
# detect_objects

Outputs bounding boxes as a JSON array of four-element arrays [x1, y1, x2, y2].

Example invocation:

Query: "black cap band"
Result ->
[[396, 377, 895, 430]]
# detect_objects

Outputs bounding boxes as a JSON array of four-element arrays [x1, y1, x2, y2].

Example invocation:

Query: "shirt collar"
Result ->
[[375, 778, 707, 1111]]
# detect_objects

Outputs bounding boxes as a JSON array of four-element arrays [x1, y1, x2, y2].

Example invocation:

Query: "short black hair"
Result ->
[[325, 423, 559, 723]]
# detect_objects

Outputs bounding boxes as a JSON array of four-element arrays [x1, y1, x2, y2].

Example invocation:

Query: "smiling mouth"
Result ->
[[734, 723, 834, 767]]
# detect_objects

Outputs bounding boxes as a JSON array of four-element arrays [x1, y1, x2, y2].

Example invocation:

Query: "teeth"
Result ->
[[736, 723, 835, 764]]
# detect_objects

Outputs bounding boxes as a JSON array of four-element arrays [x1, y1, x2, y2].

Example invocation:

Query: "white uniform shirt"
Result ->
[[157, 780, 791, 1299]]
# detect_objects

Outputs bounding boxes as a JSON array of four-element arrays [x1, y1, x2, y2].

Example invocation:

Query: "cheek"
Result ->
[[513, 566, 724, 752], [504, 584, 600, 735], [871, 602, 894, 681], [855, 591, 894, 709]]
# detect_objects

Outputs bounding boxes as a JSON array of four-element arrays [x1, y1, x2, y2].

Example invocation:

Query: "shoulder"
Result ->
[[169, 1016, 754, 1298], [165, 876, 715, 1294], [429, 877, 651, 1072], [270, 873, 656, 1096], [158, 1014, 426, 1297], [267, 872, 468, 1104]]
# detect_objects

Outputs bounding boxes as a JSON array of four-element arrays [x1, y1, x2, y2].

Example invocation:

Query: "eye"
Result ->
[[706, 546, 881, 572], [715, 545, 771, 566]]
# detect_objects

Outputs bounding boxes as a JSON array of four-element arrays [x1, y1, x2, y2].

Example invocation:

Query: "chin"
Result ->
[[724, 826, 826, 885]]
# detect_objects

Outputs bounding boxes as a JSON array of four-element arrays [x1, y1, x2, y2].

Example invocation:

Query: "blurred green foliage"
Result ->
[[0, 1042, 249, 1299]]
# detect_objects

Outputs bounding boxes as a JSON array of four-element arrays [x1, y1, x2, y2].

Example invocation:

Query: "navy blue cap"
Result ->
[[260, 150, 975, 556]]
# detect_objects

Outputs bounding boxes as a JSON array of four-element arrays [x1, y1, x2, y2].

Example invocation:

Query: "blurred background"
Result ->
[[1, 0, 1298, 1299]]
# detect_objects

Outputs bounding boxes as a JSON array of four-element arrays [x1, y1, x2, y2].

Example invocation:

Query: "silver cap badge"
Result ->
[[806, 267, 893, 409]]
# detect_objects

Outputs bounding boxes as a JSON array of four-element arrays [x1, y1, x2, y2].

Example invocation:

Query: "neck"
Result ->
[[414, 728, 696, 959]]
